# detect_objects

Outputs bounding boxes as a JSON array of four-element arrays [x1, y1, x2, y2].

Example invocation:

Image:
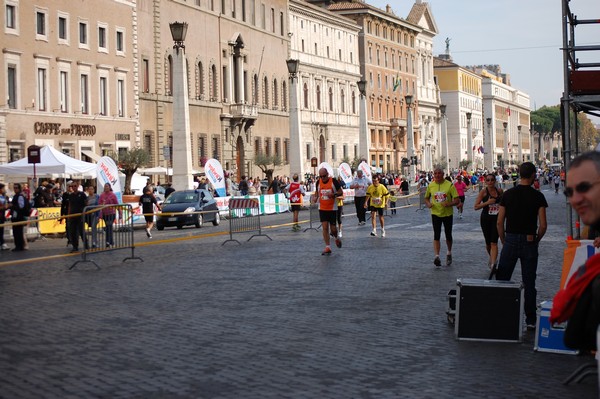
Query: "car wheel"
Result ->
[[195, 214, 203, 228], [157, 225, 164, 231], [212, 212, 220, 226], [177, 225, 183, 229]]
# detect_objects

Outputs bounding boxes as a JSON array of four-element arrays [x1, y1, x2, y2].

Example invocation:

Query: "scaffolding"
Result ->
[[561, 0, 600, 237]]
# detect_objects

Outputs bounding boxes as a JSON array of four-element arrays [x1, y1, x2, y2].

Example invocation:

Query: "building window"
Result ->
[[98, 25, 107, 50], [142, 58, 149, 93], [279, 11, 284, 36], [254, 137, 261, 155], [79, 22, 88, 45], [116, 30, 124, 53], [261, 4, 266, 29], [303, 83, 308, 109], [212, 135, 220, 160], [282, 81, 287, 111], [343, 144, 348, 160], [328, 87, 333, 111], [273, 78, 278, 109], [265, 137, 271, 156], [340, 89, 345, 113], [6, 4, 16, 29], [7, 66, 17, 109], [316, 85, 321, 110], [331, 144, 336, 160], [352, 91, 356, 114], [37, 68, 47, 111], [99, 76, 107, 115], [80, 74, 89, 114], [198, 134, 207, 162], [274, 138, 281, 158], [36, 11, 46, 36], [263, 76, 269, 108], [283, 139, 289, 163], [60, 71, 68, 112], [306, 143, 312, 159], [117, 79, 125, 117], [270, 8, 275, 33], [58, 16, 68, 40]]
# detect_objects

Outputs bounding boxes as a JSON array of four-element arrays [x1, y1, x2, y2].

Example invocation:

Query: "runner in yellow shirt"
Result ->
[[365, 175, 389, 237]]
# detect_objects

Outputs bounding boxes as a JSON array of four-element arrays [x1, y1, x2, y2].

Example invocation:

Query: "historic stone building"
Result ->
[[288, 0, 361, 178], [0, 0, 137, 164], [137, 0, 291, 183]]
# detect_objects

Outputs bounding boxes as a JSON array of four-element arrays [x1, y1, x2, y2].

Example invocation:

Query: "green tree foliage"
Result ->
[[113, 148, 150, 195], [253, 153, 282, 182]]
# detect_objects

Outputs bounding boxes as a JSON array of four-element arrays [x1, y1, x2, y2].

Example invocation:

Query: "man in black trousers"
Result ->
[[10, 183, 30, 252]]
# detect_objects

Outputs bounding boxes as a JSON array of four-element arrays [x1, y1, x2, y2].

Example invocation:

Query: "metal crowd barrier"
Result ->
[[222, 198, 272, 245], [70, 204, 142, 269], [304, 203, 321, 232]]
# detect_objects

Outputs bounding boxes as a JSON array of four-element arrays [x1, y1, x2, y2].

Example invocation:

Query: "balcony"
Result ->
[[229, 103, 258, 119], [390, 118, 406, 128]]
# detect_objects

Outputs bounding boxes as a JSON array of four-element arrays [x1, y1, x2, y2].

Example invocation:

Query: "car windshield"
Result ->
[[164, 192, 198, 204]]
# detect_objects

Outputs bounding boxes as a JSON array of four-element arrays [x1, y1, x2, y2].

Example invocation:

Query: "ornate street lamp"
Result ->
[[169, 22, 188, 52], [405, 95, 416, 179], [287, 59, 302, 177], [170, 21, 193, 190]]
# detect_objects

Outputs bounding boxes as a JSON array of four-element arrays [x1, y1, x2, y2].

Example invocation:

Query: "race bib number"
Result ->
[[320, 188, 333, 201], [372, 197, 382, 206], [488, 203, 500, 215], [434, 192, 447, 203]]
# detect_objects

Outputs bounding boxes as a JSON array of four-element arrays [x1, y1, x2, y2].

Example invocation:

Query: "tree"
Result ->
[[253, 153, 282, 182], [114, 148, 150, 195], [458, 159, 472, 171]]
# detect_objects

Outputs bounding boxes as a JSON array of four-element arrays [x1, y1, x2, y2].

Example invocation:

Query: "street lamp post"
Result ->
[[405, 95, 416, 180], [357, 80, 369, 163], [530, 123, 535, 163], [440, 104, 449, 175], [169, 21, 193, 190], [286, 59, 302, 178], [517, 125, 522, 163], [503, 121, 509, 170], [485, 117, 492, 170], [466, 112, 473, 169]]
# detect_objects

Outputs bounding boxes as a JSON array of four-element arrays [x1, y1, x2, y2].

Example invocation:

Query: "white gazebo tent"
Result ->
[[0, 145, 97, 178]]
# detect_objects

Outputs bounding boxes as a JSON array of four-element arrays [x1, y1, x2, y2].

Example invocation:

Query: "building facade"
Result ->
[[1, 0, 137, 165], [289, 0, 361, 178], [137, 0, 291, 184], [407, 0, 440, 172]]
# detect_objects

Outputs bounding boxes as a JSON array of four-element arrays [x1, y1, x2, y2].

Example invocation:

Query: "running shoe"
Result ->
[[146, 228, 151, 238], [381, 229, 386, 237], [370, 230, 376, 237], [446, 254, 453, 266], [335, 237, 342, 248], [321, 247, 332, 256], [434, 256, 442, 267], [338, 229, 342, 238], [1, 244, 9, 250]]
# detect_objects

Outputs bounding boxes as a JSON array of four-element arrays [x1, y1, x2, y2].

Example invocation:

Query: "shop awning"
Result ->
[[81, 150, 102, 163]]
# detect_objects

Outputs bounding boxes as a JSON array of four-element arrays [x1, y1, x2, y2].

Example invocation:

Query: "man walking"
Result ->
[[285, 173, 305, 231], [496, 162, 548, 330], [312, 167, 343, 255], [65, 181, 88, 253], [424, 168, 459, 267], [10, 183, 30, 252], [350, 170, 370, 225], [365, 175, 389, 237]]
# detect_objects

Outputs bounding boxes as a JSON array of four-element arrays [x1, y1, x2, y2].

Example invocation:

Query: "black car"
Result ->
[[156, 189, 220, 230]]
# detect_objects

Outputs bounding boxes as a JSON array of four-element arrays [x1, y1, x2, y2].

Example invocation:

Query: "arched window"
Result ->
[[273, 78, 278, 109], [328, 87, 333, 111], [340, 89, 345, 113], [316, 85, 321, 110], [303, 83, 308, 108], [282, 81, 287, 110], [263, 76, 269, 108], [197, 61, 205, 100], [352, 91, 356, 114], [210, 64, 218, 101], [167, 55, 173, 96], [253, 74, 259, 105]]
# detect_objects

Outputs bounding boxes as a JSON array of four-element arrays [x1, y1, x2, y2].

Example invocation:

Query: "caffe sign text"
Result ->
[[34, 122, 96, 136]]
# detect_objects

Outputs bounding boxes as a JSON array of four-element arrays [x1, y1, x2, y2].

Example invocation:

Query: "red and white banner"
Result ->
[[338, 163, 353, 185], [358, 161, 372, 180], [97, 156, 122, 203], [205, 158, 226, 197]]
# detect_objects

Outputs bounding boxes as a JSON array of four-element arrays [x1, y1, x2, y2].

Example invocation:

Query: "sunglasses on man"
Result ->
[[563, 180, 600, 198]]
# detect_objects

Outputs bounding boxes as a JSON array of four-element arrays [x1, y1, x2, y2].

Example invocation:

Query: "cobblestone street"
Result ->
[[0, 186, 597, 398]]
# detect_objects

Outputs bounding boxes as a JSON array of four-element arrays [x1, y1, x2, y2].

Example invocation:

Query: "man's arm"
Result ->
[[496, 206, 506, 244], [536, 207, 547, 243]]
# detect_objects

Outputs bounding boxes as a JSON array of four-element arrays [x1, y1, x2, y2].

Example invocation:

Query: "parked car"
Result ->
[[156, 189, 220, 230]]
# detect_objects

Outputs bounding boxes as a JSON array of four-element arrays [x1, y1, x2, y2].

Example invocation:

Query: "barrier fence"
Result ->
[[304, 203, 321, 232], [70, 204, 142, 269], [222, 198, 272, 245]]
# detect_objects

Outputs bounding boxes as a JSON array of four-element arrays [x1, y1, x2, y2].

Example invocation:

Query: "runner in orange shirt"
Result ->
[[312, 167, 343, 255]]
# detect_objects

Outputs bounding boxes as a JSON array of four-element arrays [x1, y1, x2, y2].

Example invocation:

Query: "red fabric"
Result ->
[[550, 253, 600, 324]]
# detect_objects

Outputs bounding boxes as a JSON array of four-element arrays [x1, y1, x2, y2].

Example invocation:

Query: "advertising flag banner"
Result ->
[[318, 162, 334, 178], [338, 163, 353, 185], [358, 161, 372, 180], [205, 158, 226, 197], [97, 156, 123, 203]]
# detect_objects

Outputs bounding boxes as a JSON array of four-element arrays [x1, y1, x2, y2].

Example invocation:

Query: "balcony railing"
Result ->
[[230, 103, 258, 119]]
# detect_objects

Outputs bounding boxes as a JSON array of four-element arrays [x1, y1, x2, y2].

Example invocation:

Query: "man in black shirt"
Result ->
[[64, 181, 88, 252], [496, 162, 548, 329]]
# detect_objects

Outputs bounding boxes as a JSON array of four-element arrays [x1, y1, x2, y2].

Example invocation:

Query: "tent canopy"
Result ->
[[0, 146, 97, 177]]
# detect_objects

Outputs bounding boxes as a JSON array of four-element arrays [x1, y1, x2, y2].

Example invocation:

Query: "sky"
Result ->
[[370, 0, 599, 122]]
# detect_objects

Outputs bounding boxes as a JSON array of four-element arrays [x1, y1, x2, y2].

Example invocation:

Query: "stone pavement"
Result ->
[[0, 185, 597, 398]]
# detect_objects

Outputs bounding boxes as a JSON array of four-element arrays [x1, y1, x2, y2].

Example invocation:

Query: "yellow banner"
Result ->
[[37, 207, 66, 234]]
